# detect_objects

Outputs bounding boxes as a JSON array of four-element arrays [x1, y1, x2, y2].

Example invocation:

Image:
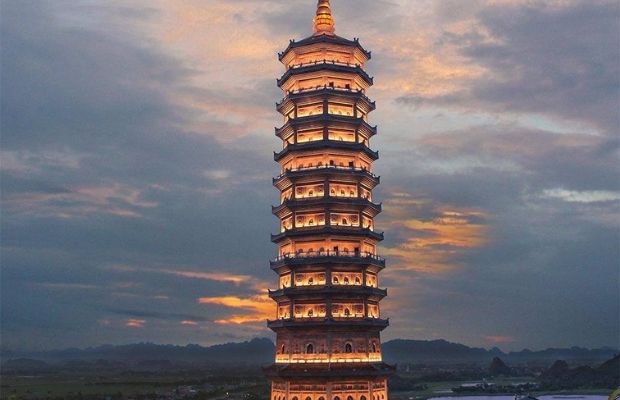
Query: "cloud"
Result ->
[[198, 295, 273, 325], [0, 0, 617, 352], [484, 335, 516, 345], [380, 192, 489, 273], [125, 319, 146, 329], [541, 189, 620, 204], [397, 0, 620, 135]]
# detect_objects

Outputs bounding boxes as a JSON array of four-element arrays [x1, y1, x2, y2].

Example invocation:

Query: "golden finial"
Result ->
[[313, 0, 335, 36]]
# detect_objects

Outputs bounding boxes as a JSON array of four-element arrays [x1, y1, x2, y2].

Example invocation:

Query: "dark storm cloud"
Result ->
[[398, 1, 620, 135], [0, 0, 276, 350], [377, 123, 619, 348]]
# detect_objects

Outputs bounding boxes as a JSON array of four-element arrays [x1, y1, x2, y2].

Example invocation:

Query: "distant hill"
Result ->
[[2, 338, 617, 370], [540, 354, 619, 389], [382, 339, 617, 365], [1, 338, 275, 369]]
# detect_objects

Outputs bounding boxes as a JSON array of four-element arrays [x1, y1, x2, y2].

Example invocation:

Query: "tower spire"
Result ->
[[313, 0, 335, 36]]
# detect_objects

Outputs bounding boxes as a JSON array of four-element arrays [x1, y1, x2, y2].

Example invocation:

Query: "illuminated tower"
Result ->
[[265, 1, 393, 400]]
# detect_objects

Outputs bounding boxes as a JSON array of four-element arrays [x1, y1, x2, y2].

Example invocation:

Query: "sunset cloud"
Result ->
[[125, 319, 146, 329], [484, 335, 516, 345], [198, 295, 273, 325], [380, 192, 489, 273]]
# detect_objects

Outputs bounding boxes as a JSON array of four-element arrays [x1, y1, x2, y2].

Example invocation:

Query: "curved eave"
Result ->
[[264, 362, 395, 379], [278, 34, 372, 62], [274, 141, 379, 162], [277, 88, 376, 115], [272, 197, 382, 219], [273, 168, 380, 191], [271, 226, 384, 243], [268, 286, 387, 301], [278, 63, 373, 88], [267, 317, 389, 331], [270, 254, 386, 271], [276, 114, 377, 139]]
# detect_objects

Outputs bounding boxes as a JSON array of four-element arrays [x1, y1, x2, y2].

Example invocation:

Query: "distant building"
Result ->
[[264, 1, 393, 400]]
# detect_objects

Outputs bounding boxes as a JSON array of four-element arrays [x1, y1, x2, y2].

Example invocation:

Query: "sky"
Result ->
[[1, 0, 619, 352]]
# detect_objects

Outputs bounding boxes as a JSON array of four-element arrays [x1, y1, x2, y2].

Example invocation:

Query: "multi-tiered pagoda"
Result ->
[[265, 1, 394, 400]]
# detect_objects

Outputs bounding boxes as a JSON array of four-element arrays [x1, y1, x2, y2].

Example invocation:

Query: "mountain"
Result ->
[[1, 338, 274, 368], [381, 339, 617, 365], [540, 355, 620, 389], [2, 338, 617, 370], [488, 357, 511, 375], [382, 339, 500, 364]]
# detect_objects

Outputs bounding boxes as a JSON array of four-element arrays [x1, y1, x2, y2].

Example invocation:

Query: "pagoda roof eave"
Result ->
[[278, 34, 371, 62]]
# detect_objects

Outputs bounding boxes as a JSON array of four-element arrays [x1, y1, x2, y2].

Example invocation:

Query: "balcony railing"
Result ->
[[267, 317, 389, 330], [271, 226, 384, 242], [272, 250, 385, 263], [278, 61, 373, 86], [274, 140, 379, 161], [268, 285, 387, 297], [276, 85, 375, 108], [274, 165, 379, 181]]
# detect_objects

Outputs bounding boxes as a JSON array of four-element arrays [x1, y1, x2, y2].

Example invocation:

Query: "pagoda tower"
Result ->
[[265, 1, 394, 400]]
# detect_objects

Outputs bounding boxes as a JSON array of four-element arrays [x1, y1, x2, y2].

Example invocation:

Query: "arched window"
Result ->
[[306, 343, 314, 354], [342, 218, 348, 225], [334, 397, 340, 400], [340, 190, 345, 196], [372, 342, 377, 352], [347, 396, 354, 400], [309, 219, 314, 225], [293, 397, 299, 400], [344, 277, 350, 285], [307, 309, 314, 317], [308, 277, 314, 285], [344, 308, 350, 317], [309, 191, 314, 197], [333, 276, 339, 284], [318, 397, 325, 400], [355, 277, 361, 284], [345, 343, 353, 353], [361, 397, 367, 400], [306, 396, 312, 400], [281, 344, 286, 353]]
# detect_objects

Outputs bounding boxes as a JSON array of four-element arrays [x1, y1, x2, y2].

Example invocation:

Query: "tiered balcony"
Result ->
[[278, 35, 371, 62], [274, 140, 378, 162], [275, 114, 377, 139], [277, 86, 376, 115], [274, 352, 382, 364], [271, 226, 384, 243], [268, 285, 387, 301], [264, 362, 396, 379], [272, 196, 381, 219], [270, 250, 385, 270], [267, 316, 389, 330], [273, 165, 380, 188], [277, 60, 373, 88]]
